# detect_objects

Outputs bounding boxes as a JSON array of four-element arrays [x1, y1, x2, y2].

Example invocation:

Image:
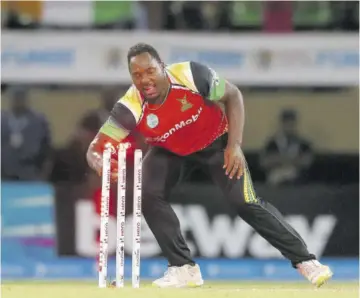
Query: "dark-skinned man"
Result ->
[[87, 43, 333, 288]]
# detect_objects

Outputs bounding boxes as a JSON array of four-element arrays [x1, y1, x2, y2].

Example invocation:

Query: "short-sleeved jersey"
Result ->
[[100, 61, 228, 156]]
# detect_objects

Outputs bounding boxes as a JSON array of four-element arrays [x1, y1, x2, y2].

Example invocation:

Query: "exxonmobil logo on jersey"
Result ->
[[147, 107, 203, 143]]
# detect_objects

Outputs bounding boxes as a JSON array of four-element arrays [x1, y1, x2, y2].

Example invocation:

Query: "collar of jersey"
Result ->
[[145, 74, 173, 110]]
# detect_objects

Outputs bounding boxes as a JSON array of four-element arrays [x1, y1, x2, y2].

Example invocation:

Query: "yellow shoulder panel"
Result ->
[[166, 62, 199, 93], [118, 85, 143, 123]]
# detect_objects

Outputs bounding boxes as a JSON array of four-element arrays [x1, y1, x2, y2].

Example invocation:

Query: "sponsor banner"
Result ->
[[2, 258, 358, 281], [1, 183, 57, 261], [1, 31, 358, 86], [55, 183, 358, 259]]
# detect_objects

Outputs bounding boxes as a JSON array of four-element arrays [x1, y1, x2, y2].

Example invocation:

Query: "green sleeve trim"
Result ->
[[208, 77, 226, 101], [99, 118, 129, 142]]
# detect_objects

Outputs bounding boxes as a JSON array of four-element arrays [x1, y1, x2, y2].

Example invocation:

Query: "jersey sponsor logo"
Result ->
[[146, 114, 159, 128], [147, 107, 203, 143], [177, 95, 193, 112]]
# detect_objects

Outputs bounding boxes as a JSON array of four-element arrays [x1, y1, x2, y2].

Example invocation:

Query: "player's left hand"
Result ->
[[223, 144, 245, 179]]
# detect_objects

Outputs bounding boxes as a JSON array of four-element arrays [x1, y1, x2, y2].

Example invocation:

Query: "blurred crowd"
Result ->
[[2, 1, 359, 32], [1, 86, 115, 183], [1, 85, 343, 187]]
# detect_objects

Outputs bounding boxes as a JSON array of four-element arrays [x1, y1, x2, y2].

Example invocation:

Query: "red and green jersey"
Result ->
[[100, 61, 227, 156]]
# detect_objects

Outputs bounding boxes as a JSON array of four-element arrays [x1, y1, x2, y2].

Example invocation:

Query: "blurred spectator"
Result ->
[[50, 122, 94, 184], [80, 87, 119, 137], [292, 1, 332, 31], [50, 87, 140, 184], [165, 1, 205, 30], [50, 88, 118, 184], [330, 1, 359, 31], [79, 87, 147, 150], [79, 88, 148, 154], [1, 87, 52, 181], [201, 2, 220, 30], [259, 109, 313, 185], [162, 1, 359, 32]]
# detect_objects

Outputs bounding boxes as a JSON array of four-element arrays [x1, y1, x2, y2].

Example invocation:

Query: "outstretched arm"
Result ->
[[86, 119, 132, 180], [87, 89, 141, 180]]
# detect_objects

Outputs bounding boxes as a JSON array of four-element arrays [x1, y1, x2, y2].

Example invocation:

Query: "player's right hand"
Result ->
[[86, 133, 120, 182], [223, 143, 245, 180], [87, 150, 120, 181]]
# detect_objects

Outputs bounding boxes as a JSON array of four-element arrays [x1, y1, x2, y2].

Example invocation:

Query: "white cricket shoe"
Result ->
[[297, 260, 333, 287], [152, 264, 204, 288]]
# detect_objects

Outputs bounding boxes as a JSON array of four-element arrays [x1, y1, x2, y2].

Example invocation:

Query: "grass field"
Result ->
[[1, 281, 358, 298]]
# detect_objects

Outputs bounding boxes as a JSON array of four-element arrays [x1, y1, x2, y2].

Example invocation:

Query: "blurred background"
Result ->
[[1, 0, 359, 282]]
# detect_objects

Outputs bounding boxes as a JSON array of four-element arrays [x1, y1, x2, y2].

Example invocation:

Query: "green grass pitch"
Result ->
[[2, 281, 358, 298]]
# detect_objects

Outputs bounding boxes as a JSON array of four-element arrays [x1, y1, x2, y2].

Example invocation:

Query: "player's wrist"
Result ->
[[226, 139, 242, 149], [87, 150, 102, 174]]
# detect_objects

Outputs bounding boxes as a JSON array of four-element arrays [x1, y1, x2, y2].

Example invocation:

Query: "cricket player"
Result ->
[[87, 43, 333, 288]]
